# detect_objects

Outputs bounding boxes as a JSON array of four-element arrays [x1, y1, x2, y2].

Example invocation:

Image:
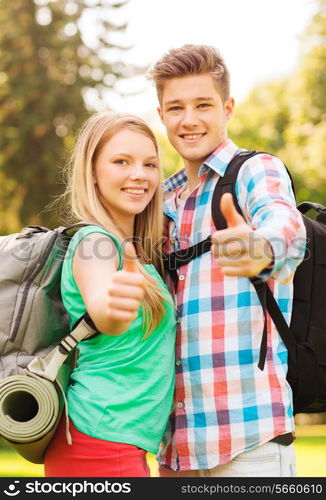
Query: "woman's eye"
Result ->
[[145, 163, 158, 169], [114, 159, 128, 165]]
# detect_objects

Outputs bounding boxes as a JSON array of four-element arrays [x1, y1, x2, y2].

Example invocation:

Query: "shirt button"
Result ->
[[177, 317, 182, 324], [177, 402, 183, 409], [179, 275, 185, 281], [176, 359, 181, 366]]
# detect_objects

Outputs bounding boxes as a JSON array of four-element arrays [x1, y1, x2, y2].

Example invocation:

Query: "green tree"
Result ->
[[156, 133, 183, 180], [229, 0, 326, 206], [280, 0, 326, 204], [229, 78, 291, 153], [0, 0, 134, 233]]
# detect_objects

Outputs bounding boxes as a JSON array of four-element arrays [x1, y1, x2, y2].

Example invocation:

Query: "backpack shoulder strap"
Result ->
[[212, 150, 257, 230], [211, 149, 298, 371], [163, 150, 263, 276], [25, 314, 97, 382], [212, 150, 296, 230]]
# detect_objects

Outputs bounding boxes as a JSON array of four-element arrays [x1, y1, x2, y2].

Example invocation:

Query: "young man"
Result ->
[[147, 45, 306, 477]]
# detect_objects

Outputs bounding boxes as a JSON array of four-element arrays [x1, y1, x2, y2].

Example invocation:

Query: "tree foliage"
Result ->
[[229, 0, 326, 205], [159, 0, 325, 206], [0, 0, 133, 233], [156, 133, 183, 180]]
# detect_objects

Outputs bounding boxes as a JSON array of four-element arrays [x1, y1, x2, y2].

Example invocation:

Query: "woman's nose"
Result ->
[[129, 164, 147, 180]]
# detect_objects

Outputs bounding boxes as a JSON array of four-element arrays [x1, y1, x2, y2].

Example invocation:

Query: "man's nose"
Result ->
[[181, 108, 198, 128]]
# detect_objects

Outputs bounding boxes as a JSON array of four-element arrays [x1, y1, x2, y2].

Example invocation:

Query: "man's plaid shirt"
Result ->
[[158, 139, 306, 471]]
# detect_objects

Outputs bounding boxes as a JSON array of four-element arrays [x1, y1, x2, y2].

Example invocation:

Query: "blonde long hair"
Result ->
[[65, 111, 168, 337]]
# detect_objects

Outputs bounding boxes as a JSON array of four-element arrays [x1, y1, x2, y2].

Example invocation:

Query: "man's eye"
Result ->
[[168, 106, 182, 112], [198, 103, 210, 108]]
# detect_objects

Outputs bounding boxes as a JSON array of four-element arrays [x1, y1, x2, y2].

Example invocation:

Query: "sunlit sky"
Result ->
[[84, 0, 315, 130]]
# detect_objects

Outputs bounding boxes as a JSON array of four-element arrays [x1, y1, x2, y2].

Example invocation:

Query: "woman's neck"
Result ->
[[118, 219, 135, 241]]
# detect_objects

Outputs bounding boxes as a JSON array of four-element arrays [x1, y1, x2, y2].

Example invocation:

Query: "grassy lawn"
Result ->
[[1, 426, 325, 477]]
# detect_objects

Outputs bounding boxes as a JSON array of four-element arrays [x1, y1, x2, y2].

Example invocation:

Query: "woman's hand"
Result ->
[[105, 242, 145, 323], [73, 235, 145, 335]]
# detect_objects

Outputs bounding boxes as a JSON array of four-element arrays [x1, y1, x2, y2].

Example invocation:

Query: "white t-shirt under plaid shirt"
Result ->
[[158, 139, 306, 471]]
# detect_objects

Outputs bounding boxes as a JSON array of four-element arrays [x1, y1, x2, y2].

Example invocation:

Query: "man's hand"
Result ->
[[211, 193, 273, 277]]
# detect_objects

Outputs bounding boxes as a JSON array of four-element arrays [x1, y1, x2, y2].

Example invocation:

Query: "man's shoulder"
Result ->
[[234, 151, 294, 199], [240, 150, 284, 164], [235, 150, 289, 179]]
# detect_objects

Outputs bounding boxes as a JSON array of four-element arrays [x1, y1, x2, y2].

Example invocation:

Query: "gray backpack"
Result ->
[[0, 223, 100, 463], [0, 223, 97, 380]]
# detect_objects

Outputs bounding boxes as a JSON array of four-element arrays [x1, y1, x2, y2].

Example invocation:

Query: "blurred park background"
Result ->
[[0, 0, 325, 476]]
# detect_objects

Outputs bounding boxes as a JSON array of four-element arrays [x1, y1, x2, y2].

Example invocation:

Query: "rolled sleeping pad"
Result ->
[[0, 364, 70, 464]]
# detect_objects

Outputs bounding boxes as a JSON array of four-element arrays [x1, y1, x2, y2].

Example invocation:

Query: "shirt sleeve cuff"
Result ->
[[252, 227, 287, 282]]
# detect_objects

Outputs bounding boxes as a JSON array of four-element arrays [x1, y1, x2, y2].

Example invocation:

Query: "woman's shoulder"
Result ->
[[69, 224, 118, 242], [64, 224, 123, 269]]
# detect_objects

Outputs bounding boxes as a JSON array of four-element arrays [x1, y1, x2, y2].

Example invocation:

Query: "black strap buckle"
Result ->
[[270, 432, 295, 446]]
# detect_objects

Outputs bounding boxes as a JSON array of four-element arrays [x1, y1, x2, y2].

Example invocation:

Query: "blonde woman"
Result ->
[[44, 112, 176, 477]]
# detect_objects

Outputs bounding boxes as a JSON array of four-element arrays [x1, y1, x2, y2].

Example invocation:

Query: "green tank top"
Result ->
[[61, 226, 176, 454]]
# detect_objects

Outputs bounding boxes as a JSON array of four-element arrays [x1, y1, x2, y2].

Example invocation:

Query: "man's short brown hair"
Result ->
[[147, 44, 230, 103]]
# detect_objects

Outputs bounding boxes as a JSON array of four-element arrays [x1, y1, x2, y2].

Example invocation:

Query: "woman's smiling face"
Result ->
[[93, 128, 160, 224]]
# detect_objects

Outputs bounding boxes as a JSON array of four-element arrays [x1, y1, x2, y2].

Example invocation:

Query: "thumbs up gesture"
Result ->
[[106, 241, 145, 323], [211, 193, 273, 277]]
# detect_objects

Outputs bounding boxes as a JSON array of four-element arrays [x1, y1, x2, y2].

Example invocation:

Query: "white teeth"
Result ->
[[123, 188, 145, 194], [183, 134, 204, 140]]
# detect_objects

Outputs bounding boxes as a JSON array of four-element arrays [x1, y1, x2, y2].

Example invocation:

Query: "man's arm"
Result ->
[[211, 154, 306, 283]]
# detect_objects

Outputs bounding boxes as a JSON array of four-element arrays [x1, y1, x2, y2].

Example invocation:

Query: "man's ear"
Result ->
[[157, 106, 164, 124], [224, 97, 235, 121]]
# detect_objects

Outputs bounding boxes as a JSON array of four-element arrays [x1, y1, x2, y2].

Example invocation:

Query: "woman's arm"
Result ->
[[73, 233, 145, 335]]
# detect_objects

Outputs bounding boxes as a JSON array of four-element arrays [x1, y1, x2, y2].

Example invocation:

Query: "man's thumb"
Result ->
[[123, 241, 138, 272], [220, 193, 244, 228]]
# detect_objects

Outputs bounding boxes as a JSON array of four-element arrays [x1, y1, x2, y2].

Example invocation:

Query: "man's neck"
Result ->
[[183, 161, 201, 191], [181, 137, 230, 194]]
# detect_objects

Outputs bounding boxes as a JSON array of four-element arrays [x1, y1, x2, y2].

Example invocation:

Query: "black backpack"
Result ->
[[165, 150, 326, 415]]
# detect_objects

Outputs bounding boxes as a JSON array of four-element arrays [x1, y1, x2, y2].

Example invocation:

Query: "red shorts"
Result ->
[[44, 416, 150, 477]]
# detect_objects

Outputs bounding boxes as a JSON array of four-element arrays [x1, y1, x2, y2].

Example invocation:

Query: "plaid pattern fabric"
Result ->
[[158, 139, 306, 471]]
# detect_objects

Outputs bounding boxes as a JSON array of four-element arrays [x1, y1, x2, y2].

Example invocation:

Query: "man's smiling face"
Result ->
[[158, 73, 234, 171]]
